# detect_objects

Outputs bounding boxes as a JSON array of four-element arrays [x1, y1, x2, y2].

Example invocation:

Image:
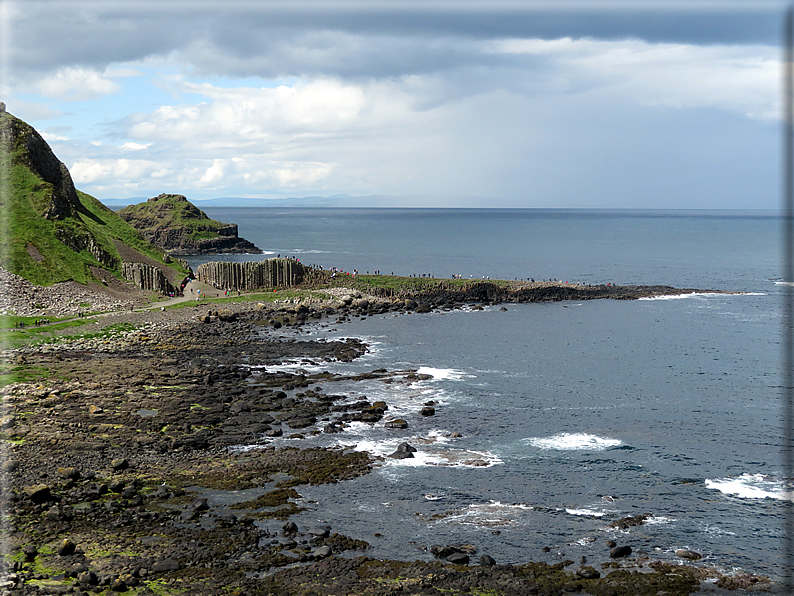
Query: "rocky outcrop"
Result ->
[[196, 259, 310, 290], [122, 262, 180, 295], [117, 194, 262, 255], [0, 111, 80, 220]]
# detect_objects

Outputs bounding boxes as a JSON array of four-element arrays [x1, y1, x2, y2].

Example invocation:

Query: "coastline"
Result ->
[[0, 285, 774, 595]]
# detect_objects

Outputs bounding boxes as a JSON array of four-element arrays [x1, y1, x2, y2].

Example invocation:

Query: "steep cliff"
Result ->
[[0, 105, 188, 294], [117, 194, 262, 255]]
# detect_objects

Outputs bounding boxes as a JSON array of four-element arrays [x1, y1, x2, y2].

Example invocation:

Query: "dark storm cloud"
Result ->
[[8, 1, 783, 81]]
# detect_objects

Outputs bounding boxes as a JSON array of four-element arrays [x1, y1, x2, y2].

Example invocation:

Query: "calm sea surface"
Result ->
[[187, 208, 785, 580]]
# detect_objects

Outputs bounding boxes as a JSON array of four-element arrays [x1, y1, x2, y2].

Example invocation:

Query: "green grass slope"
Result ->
[[0, 110, 188, 286], [117, 193, 232, 240]]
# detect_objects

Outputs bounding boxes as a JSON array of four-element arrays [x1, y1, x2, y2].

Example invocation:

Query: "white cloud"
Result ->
[[71, 158, 166, 185], [36, 67, 120, 101], [120, 142, 151, 151], [486, 37, 778, 120]]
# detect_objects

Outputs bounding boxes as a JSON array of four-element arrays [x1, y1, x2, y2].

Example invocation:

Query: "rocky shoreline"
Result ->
[[0, 289, 778, 595]]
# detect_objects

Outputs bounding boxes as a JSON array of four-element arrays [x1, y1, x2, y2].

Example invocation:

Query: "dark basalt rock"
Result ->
[[609, 545, 632, 558]]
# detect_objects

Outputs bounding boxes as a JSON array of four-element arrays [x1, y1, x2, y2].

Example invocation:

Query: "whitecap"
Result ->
[[638, 292, 716, 301], [416, 366, 471, 380], [434, 501, 534, 527], [565, 508, 607, 517], [351, 434, 502, 468], [704, 473, 793, 501], [525, 433, 623, 451]]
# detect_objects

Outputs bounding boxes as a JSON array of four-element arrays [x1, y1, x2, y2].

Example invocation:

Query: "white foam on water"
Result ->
[[433, 501, 535, 527], [350, 433, 502, 469], [416, 366, 472, 381], [704, 473, 794, 501], [638, 292, 716, 301], [644, 515, 676, 526], [525, 433, 623, 451], [565, 508, 607, 517]]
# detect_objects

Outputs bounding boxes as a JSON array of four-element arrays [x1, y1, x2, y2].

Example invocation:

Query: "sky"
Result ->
[[0, 0, 787, 208]]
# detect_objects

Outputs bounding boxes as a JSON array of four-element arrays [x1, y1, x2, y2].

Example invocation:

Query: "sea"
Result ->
[[183, 208, 787, 582]]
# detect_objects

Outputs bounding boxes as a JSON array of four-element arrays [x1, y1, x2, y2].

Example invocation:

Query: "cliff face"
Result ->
[[0, 105, 189, 295], [117, 194, 262, 255], [0, 104, 80, 220]]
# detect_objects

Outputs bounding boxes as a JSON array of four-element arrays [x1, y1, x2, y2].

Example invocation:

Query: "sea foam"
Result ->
[[705, 473, 793, 501], [525, 433, 623, 451]]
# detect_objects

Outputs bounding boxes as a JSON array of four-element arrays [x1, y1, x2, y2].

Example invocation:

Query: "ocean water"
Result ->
[[187, 208, 786, 580]]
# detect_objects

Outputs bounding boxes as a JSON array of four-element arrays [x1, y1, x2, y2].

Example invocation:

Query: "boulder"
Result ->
[[446, 552, 469, 565], [421, 406, 435, 416], [312, 545, 332, 559], [576, 566, 601, 579], [479, 555, 496, 566], [152, 558, 180, 572], [609, 545, 632, 558], [57, 538, 76, 556], [23, 484, 51, 504], [675, 549, 702, 560], [384, 418, 408, 429]]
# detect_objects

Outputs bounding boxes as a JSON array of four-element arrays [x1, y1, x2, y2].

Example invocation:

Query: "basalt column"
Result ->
[[196, 258, 307, 290]]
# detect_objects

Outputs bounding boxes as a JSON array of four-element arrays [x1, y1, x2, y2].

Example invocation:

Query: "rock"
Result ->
[[479, 555, 496, 566], [58, 466, 80, 480], [420, 406, 435, 416], [23, 484, 51, 504], [609, 545, 632, 558], [312, 545, 332, 559], [110, 577, 127, 591], [152, 558, 180, 572], [576, 566, 601, 579], [282, 521, 298, 534], [22, 544, 37, 561], [415, 303, 432, 313], [389, 442, 417, 459], [111, 458, 129, 471], [57, 538, 76, 556], [446, 552, 469, 565], [2, 459, 18, 473], [77, 570, 98, 586], [675, 549, 702, 560], [384, 418, 408, 429], [605, 540, 616, 548], [88, 404, 104, 414], [307, 527, 330, 538]]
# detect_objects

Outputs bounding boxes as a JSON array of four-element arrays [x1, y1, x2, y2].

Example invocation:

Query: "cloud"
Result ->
[[35, 67, 120, 101], [120, 142, 151, 151], [486, 37, 778, 119]]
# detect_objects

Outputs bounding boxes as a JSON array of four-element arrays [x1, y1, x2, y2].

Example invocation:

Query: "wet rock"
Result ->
[[609, 545, 632, 558], [446, 552, 469, 565], [416, 303, 431, 313], [308, 527, 330, 538], [282, 521, 298, 535], [676, 549, 702, 560], [312, 545, 332, 559], [576, 566, 601, 579], [384, 418, 408, 429], [420, 406, 435, 416], [479, 555, 496, 566], [605, 540, 617, 548], [388, 442, 417, 459]]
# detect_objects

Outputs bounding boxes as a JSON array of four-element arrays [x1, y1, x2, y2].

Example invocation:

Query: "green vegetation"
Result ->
[[117, 193, 231, 241], [0, 111, 188, 287]]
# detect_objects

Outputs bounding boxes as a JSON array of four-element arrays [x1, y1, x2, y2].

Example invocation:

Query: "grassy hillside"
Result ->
[[117, 193, 232, 240], [0, 110, 188, 286]]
